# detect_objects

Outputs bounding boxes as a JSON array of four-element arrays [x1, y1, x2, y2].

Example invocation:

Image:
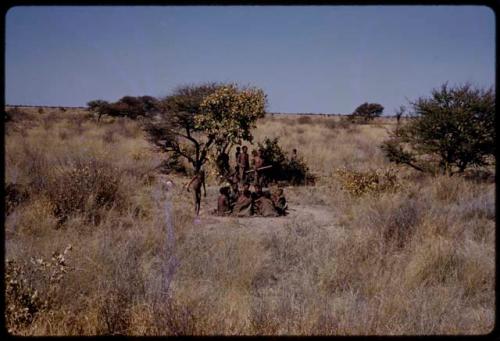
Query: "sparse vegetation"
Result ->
[[5, 105, 494, 335]]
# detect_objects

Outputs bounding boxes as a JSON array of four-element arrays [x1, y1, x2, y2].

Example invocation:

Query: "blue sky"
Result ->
[[5, 6, 495, 114]]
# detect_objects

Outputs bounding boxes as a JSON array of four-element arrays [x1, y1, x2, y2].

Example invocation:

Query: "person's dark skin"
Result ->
[[238, 146, 250, 183], [187, 169, 206, 216]]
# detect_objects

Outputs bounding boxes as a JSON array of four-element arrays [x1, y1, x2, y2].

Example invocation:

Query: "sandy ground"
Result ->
[[191, 184, 338, 234]]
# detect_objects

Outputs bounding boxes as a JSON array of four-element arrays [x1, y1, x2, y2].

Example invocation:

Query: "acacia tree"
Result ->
[[87, 96, 160, 121], [87, 99, 110, 121], [381, 83, 495, 175], [144, 83, 267, 173], [349, 102, 384, 123]]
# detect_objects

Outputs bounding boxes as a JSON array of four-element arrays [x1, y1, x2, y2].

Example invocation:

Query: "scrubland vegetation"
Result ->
[[5, 106, 495, 335]]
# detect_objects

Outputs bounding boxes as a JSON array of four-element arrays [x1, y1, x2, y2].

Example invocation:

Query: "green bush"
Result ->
[[348, 102, 384, 123], [257, 137, 310, 185], [381, 83, 495, 175]]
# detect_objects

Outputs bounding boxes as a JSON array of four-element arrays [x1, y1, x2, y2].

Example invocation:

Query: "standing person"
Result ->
[[186, 168, 206, 217], [238, 146, 250, 184], [234, 146, 241, 179], [216, 150, 230, 177], [252, 149, 265, 186]]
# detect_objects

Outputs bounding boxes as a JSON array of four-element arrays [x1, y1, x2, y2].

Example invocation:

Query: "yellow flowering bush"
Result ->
[[334, 167, 400, 196]]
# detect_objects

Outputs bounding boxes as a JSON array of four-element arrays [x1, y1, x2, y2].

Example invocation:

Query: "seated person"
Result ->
[[254, 190, 279, 217], [271, 187, 288, 216], [251, 183, 264, 201], [228, 182, 240, 209], [232, 184, 253, 217], [215, 186, 231, 216]]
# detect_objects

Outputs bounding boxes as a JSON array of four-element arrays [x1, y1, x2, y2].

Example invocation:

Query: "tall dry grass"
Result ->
[[4, 108, 495, 335]]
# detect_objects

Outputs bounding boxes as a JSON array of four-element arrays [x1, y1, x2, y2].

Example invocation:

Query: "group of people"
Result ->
[[214, 182, 287, 217], [187, 145, 289, 218], [217, 145, 268, 187]]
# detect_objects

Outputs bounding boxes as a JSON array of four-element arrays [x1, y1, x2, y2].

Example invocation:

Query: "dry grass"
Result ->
[[4, 108, 495, 335]]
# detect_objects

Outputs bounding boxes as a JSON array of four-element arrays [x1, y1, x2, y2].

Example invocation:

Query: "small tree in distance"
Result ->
[[87, 96, 160, 121], [87, 100, 110, 121], [349, 102, 384, 123], [381, 83, 495, 176], [395, 105, 406, 127]]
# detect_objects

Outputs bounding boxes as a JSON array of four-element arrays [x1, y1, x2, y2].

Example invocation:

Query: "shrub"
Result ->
[[381, 83, 495, 175], [324, 119, 336, 130], [46, 159, 123, 224], [382, 197, 422, 248], [6, 245, 73, 334], [257, 137, 310, 185], [5, 107, 31, 123], [5, 182, 30, 215], [337, 116, 352, 129], [297, 116, 313, 125], [334, 167, 400, 196], [5, 259, 46, 334], [22, 147, 52, 194], [102, 128, 116, 144]]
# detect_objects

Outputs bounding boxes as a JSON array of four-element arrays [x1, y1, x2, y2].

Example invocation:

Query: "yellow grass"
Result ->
[[4, 107, 495, 335]]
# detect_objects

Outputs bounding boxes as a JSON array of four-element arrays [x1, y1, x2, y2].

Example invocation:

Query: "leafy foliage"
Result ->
[[144, 83, 267, 173], [257, 137, 309, 185], [381, 83, 495, 175], [349, 102, 384, 123], [198, 84, 266, 150]]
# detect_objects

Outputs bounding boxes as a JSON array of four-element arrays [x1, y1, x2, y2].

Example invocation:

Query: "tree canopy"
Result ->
[[381, 83, 495, 175], [87, 96, 160, 120], [349, 102, 384, 123], [144, 83, 267, 173]]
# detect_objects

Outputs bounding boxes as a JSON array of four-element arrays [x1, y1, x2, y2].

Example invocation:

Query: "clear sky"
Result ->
[[5, 5, 495, 114]]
